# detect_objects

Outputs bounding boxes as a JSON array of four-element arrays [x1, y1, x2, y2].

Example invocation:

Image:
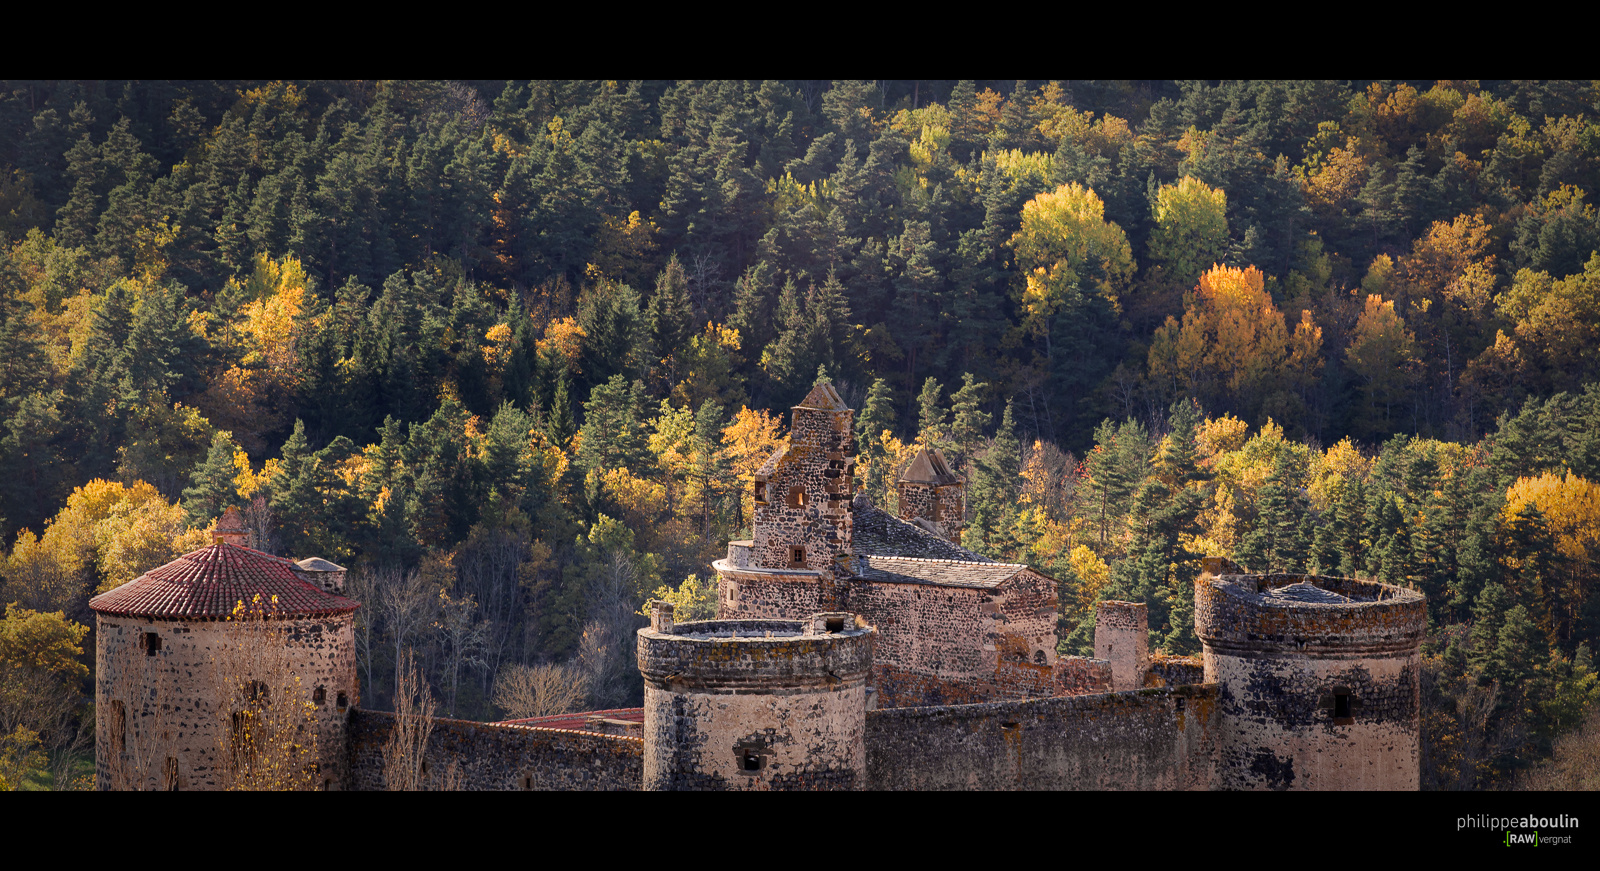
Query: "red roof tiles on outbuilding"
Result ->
[[89, 542, 359, 619]]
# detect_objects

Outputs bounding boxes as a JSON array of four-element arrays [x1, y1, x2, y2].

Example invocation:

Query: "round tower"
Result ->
[[1195, 569, 1425, 790], [90, 539, 359, 790], [636, 602, 874, 790]]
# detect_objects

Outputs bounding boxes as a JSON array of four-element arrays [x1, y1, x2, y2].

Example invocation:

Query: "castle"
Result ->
[[92, 385, 1427, 790]]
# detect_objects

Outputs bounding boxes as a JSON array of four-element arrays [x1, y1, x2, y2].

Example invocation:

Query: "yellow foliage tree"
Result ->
[[1008, 183, 1133, 353], [1345, 294, 1417, 436], [3, 480, 213, 606], [719, 406, 786, 530], [1148, 264, 1312, 420], [1147, 176, 1228, 287]]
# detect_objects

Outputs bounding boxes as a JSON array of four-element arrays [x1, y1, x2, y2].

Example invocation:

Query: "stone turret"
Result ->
[[897, 447, 964, 543], [1195, 568, 1425, 790], [91, 540, 359, 790], [637, 603, 874, 790], [750, 382, 857, 591]]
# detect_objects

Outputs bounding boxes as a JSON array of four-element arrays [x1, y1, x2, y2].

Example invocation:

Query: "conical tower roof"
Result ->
[[795, 381, 849, 411], [900, 447, 962, 485], [89, 542, 359, 619]]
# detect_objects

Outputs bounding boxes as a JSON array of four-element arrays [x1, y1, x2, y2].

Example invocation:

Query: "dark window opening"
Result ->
[[787, 486, 806, 508], [522, 775, 533, 790], [1334, 691, 1352, 720], [754, 481, 767, 503], [1176, 697, 1186, 711], [1034, 650, 1047, 664], [142, 632, 161, 655], [825, 617, 845, 633], [789, 546, 806, 568], [111, 701, 126, 755], [741, 749, 764, 772], [313, 686, 326, 705], [1001, 722, 1020, 730], [336, 692, 348, 711]]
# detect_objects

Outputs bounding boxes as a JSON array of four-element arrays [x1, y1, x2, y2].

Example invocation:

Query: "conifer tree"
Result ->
[[182, 430, 244, 528], [855, 378, 896, 508]]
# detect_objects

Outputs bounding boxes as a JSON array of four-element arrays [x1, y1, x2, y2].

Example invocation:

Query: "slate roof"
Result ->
[[855, 555, 1030, 589], [89, 542, 359, 619], [850, 502, 990, 562], [795, 382, 849, 410], [900, 447, 962, 485]]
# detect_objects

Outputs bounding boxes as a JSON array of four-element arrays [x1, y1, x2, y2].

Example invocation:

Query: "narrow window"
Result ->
[[522, 774, 533, 790], [1334, 690, 1352, 721], [111, 701, 126, 756], [336, 692, 349, 712], [787, 486, 806, 508], [313, 686, 326, 705], [754, 480, 767, 504], [142, 632, 161, 655], [789, 545, 806, 568]]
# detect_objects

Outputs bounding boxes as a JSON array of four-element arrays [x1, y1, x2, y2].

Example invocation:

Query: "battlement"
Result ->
[[1196, 573, 1427, 658]]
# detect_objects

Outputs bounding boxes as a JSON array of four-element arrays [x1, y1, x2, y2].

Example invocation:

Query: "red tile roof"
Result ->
[[89, 542, 359, 619], [494, 708, 645, 732]]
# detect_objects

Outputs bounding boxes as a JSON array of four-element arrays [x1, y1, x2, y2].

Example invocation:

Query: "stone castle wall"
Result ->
[[864, 685, 1219, 790], [346, 710, 642, 790], [95, 613, 356, 790]]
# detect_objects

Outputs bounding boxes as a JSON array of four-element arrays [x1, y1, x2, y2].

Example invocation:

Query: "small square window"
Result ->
[[142, 632, 161, 655]]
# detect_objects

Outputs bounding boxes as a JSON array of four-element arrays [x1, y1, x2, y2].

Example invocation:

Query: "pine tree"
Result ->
[[915, 377, 947, 450], [947, 373, 991, 475], [855, 378, 896, 508], [182, 430, 244, 528]]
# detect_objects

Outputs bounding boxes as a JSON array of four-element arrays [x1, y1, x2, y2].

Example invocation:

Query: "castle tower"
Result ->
[[90, 541, 359, 790], [750, 382, 857, 586], [897, 447, 964, 543], [1094, 600, 1149, 692], [637, 602, 874, 790], [1194, 567, 1425, 790]]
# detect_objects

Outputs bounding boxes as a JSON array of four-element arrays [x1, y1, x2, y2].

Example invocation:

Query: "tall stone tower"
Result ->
[[897, 447, 964, 543], [637, 602, 874, 790], [1195, 568, 1425, 790], [750, 382, 857, 587], [90, 524, 359, 791]]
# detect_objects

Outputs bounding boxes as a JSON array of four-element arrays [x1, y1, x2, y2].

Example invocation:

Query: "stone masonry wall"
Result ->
[[346, 709, 642, 790], [896, 482, 964, 542], [1196, 573, 1425, 790], [637, 617, 873, 790], [1095, 600, 1149, 692], [96, 614, 356, 790], [864, 684, 1220, 790], [1145, 655, 1205, 688], [847, 570, 1058, 708], [752, 403, 855, 582], [1055, 656, 1113, 695]]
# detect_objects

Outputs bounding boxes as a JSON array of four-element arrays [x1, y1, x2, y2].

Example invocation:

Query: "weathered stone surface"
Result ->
[[864, 685, 1219, 790], [1196, 572, 1425, 790], [347, 710, 642, 790], [637, 614, 874, 791]]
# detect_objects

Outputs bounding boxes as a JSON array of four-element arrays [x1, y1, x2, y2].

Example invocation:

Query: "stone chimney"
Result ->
[[213, 506, 249, 547]]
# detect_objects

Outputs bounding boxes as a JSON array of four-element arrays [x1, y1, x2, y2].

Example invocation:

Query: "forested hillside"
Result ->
[[1, 80, 1598, 790]]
